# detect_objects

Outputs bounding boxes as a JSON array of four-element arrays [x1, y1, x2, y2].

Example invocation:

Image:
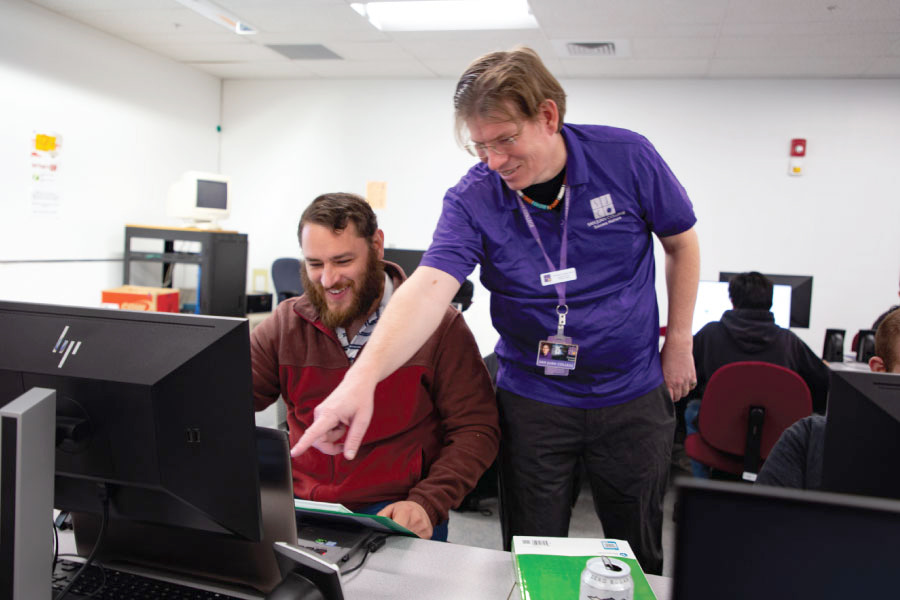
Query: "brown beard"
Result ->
[[301, 246, 385, 330]]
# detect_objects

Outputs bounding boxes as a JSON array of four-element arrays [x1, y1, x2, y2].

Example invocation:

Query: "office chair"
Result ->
[[684, 361, 812, 482], [822, 328, 845, 362], [271, 258, 303, 304]]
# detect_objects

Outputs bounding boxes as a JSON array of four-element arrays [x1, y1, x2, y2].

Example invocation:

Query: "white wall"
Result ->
[[0, 0, 221, 307], [3, 0, 897, 357], [222, 78, 900, 354]]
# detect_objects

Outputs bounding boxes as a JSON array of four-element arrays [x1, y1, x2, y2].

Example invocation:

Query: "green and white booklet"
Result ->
[[512, 536, 658, 600], [293, 498, 417, 536]]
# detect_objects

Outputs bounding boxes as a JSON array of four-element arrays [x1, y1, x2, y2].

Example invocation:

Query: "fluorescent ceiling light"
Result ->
[[174, 0, 257, 35], [351, 0, 538, 32]]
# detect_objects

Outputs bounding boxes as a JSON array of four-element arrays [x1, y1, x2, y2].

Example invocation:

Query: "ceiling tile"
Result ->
[[185, 60, 317, 79], [302, 59, 437, 78], [558, 57, 711, 78], [147, 42, 286, 62], [708, 56, 877, 77], [715, 33, 898, 59]]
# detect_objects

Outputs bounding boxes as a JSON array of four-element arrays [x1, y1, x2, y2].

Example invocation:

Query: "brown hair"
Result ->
[[453, 46, 566, 145], [875, 308, 900, 372], [298, 192, 378, 245]]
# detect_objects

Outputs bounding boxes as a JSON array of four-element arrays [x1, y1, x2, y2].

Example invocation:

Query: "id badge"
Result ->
[[537, 335, 578, 376]]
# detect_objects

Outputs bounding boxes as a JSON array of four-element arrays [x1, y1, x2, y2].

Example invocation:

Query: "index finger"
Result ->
[[291, 414, 339, 457]]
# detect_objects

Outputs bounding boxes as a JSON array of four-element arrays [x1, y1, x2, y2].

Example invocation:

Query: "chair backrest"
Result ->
[[271, 258, 303, 304], [698, 361, 812, 459]]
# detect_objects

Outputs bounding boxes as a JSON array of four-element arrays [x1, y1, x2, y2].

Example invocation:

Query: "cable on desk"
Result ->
[[54, 483, 112, 600], [342, 534, 388, 576]]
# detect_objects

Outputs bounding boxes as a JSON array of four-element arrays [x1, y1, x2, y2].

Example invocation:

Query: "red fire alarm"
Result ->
[[790, 138, 807, 157]]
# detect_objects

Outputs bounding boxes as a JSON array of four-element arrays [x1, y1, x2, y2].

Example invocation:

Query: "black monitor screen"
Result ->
[[823, 369, 900, 499], [674, 478, 900, 599], [383, 248, 425, 278], [719, 271, 813, 328], [0, 301, 261, 542], [197, 179, 228, 210]]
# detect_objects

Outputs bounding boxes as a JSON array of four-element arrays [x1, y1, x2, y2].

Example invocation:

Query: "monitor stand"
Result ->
[[1, 388, 56, 600]]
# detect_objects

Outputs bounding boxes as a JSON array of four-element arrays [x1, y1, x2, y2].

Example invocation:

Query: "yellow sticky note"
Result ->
[[35, 134, 56, 152], [366, 181, 387, 210]]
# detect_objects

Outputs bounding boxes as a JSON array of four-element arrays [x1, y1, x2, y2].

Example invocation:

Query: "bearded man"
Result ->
[[250, 192, 499, 540]]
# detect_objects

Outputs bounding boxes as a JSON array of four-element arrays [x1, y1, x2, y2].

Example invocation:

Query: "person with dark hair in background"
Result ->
[[684, 271, 829, 478], [291, 47, 700, 575], [250, 192, 499, 540], [756, 308, 900, 490]]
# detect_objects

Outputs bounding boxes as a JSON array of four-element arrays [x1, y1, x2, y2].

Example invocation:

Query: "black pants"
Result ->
[[497, 384, 674, 575]]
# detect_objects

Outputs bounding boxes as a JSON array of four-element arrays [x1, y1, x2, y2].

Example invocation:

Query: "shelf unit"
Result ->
[[123, 225, 247, 317]]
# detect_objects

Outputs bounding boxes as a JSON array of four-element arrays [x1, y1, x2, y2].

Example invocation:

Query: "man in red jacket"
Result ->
[[250, 192, 499, 540]]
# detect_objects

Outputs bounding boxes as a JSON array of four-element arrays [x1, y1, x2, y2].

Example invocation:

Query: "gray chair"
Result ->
[[271, 258, 303, 304]]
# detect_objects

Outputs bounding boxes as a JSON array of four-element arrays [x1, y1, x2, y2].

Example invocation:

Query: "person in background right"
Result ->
[[756, 307, 900, 490], [684, 271, 830, 478]]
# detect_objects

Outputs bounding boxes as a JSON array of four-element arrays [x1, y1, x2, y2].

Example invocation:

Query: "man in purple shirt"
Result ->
[[294, 47, 700, 574]]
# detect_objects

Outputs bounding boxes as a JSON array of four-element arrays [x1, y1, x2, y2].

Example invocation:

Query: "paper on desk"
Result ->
[[293, 499, 353, 513], [293, 498, 417, 537]]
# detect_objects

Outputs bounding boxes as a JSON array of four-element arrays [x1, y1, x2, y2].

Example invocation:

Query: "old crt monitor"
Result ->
[[674, 478, 900, 599], [167, 171, 230, 227], [823, 369, 900, 499], [719, 272, 812, 328], [0, 301, 261, 542]]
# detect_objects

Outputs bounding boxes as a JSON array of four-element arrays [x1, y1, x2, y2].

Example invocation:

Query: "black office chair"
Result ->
[[272, 258, 303, 304]]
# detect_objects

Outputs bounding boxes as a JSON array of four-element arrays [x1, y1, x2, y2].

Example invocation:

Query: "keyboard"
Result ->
[[52, 559, 247, 599]]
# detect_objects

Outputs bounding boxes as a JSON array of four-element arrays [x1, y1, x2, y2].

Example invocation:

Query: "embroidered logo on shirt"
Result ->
[[587, 194, 625, 230]]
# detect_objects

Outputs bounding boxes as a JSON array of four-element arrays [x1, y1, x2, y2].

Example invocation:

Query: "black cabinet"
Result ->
[[123, 226, 247, 317]]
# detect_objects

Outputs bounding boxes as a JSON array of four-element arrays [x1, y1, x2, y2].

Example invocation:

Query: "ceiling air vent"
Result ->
[[566, 42, 617, 57], [266, 44, 342, 60], [551, 39, 631, 58]]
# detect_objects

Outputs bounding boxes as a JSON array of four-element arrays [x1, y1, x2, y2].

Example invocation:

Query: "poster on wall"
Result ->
[[30, 131, 63, 216]]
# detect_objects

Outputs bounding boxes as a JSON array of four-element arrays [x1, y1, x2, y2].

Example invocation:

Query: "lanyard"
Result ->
[[515, 184, 572, 329]]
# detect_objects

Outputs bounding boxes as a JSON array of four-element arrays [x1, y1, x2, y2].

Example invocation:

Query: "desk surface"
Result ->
[[58, 530, 671, 599]]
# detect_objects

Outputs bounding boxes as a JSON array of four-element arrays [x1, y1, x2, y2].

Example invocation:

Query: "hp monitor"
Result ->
[[0, 301, 261, 541], [719, 272, 813, 328]]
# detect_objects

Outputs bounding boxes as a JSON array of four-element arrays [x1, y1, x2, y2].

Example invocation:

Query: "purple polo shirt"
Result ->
[[420, 123, 696, 408]]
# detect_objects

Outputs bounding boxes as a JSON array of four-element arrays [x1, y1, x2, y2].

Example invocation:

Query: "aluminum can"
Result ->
[[579, 556, 633, 600]]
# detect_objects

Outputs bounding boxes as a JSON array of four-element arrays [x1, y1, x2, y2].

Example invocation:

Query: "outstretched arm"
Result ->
[[291, 266, 460, 459], [658, 227, 700, 402]]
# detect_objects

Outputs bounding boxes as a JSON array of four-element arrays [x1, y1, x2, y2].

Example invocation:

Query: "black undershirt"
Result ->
[[520, 167, 566, 210]]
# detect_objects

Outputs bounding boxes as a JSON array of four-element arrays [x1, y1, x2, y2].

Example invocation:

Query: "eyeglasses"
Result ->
[[463, 130, 521, 158]]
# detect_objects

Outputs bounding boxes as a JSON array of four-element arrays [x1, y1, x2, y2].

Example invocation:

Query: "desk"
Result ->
[[826, 356, 871, 372], [58, 530, 671, 599]]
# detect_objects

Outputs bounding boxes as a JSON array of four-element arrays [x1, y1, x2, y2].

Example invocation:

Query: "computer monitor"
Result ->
[[719, 272, 813, 328], [166, 171, 230, 227], [383, 248, 425, 278], [692, 280, 791, 334], [0, 301, 261, 541], [674, 478, 900, 599], [822, 369, 900, 499]]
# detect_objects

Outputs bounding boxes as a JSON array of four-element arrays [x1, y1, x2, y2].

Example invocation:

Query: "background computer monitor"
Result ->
[[383, 248, 474, 311], [674, 478, 900, 599], [719, 272, 813, 328], [823, 369, 900, 499], [692, 280, 791, 334], [383, 248, 425, 278], [0, 301, 261, 542], [166, 171, 230, 226]]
